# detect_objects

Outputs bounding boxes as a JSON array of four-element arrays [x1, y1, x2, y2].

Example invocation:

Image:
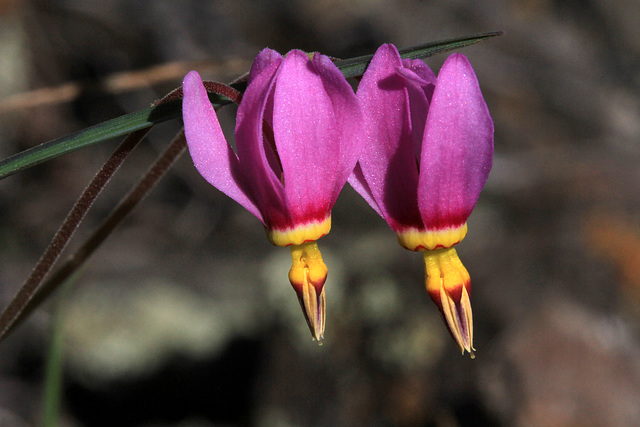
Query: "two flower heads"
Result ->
[[181, 43, 493, 356]]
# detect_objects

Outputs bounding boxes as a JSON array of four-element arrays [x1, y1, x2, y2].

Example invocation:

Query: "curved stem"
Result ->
[[9, 131, 187, 337], [0, 86, 194, 342], [0, 128, 148, 342]]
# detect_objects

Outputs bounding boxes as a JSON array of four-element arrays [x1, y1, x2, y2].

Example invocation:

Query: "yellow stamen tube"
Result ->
[[423, 247, 475, 357], [288, 241, 328, 343]]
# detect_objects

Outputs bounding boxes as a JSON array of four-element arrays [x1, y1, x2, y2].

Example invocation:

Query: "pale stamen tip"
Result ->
[[460, 344, 475, 358], [310, 327, 324, 344]]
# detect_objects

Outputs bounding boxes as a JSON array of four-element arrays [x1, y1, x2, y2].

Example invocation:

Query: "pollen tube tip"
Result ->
[[288, 241, 328, 342], [423, 247, 475, 357]]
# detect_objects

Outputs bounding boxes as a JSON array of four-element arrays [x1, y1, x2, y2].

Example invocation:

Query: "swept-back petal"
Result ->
[[182, 71, 262, 221], [399, 59, 438, 88], [271, 50, 359, 224], [396, 60, 436, 162], [399, 59, 436, 89], [312, 52, 364, 205], [235, 58, 289, 229], [248, 48, 283, 84], [418, 53, 494, 230], [355, 43, 422, 231], [347, 164, 383, 217]]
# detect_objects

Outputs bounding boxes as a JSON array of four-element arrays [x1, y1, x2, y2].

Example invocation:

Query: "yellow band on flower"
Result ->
[[266, 216, 331, 247], [396, 223, 467, 251]]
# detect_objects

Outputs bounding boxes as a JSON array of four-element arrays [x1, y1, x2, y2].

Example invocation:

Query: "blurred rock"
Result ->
[[481, 297, 640, 426]]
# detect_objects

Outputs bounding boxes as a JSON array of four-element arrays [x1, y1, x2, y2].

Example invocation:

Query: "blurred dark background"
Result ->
[[1, 0, 640, 426]]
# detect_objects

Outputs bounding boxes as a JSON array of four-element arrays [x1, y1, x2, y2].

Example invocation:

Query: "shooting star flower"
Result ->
[[349, 44, 493, 355], [182, 48, 363, 342]]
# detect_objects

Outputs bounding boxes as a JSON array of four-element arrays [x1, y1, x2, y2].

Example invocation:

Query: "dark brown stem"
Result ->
[[7, 131, 187, 335], [0, 73, 242, 343], [0, 128, 149, 341], [159, 81, 242, 106], [202, 81, 243, 104]]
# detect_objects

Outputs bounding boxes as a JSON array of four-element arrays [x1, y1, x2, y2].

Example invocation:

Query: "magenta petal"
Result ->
[[311, 52, 364, 205], [347, 164, 383, 217], [418, 54, 494, 230], [182, 71, 262, 222], [400, 58, 437, 89], [355, 43, 423, 231], [396, 64, 435, 162], [248, 48, 283, 84], [397, 59, 437, 154], [235, 59, 289, 228], [271, 50, 361, 223]]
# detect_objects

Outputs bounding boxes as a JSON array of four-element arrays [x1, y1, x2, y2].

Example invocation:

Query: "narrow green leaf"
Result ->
[[335, 31, 504, 79], [0, 31, 503, 180], [0, 94, 227, 180], [0, 105, 177, 180]]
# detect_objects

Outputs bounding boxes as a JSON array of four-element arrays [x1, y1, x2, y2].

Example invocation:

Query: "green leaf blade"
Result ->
[[335, 31, 504, 79], [0, 101, 177, 179]]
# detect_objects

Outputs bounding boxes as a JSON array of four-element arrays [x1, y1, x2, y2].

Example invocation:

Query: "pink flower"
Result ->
[[350, 44, 493, 355], [182, 48, 363, 342]]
